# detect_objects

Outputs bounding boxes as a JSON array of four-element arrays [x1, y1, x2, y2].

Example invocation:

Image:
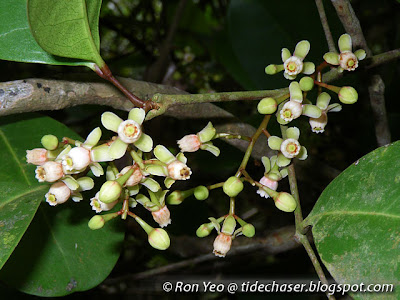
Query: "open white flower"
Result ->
[[101, 108, 153, 159]]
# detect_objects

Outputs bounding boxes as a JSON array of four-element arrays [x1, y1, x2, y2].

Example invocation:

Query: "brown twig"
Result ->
[[315, 0, 336, 53], [331, 0, 390, 146]]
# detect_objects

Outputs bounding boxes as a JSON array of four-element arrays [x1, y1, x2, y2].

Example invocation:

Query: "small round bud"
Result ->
[[257, 97, 277, 114], [41, 135, 58, 150], [274, 192, 297, 212], [88, 215, 105, 230], [223, 176, 244, 197], [299, 77, 314, 91], [338, 86, 358, 104], [166, 191, 184, 205], [265, 64, 278, 75], [221, 215, 236, 235], [196, 222, 214, 237], [242, 224, 256, 237], [148, 228, 170, 250], [194, 186, 209, 200], [98, 181, 122, 204]]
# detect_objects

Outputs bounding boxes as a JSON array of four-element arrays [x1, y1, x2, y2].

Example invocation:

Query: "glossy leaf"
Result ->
[[0, 202, 123, 296], [0, 0, 95, 67], [0, 115, 124, 296], [305, 142, 400, 299], [0, 114, 81, 269], [27, 0, 104, 67]]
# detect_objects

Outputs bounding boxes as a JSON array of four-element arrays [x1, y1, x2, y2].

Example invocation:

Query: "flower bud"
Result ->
[[223, 176, 244, 197], [299, 76, 314, 91], [274, 192, 297, 212], [98, 181, 122, 204], [35, 161, 64, 182], [177, 134, 201, 152], [257, 97, 277, 114], [338, 86, 358, 104], [90, 192, 119, 213], [242, 224, 256, 238], [151, 206, 171, 228], [45, 182, 71, 206], [41, 135, 59, 150], [221, 215, 236, 235], [117, 165, 143, 186], [88, 215, 105, 230], [166, 191, 185, 205], [194, 186, 209, 200], [26, 148, 48, 165], [196, 222, 214, 237], [148, 228, 170, 250], [213, 233, 232, 257], [265, 64, 278, 75]]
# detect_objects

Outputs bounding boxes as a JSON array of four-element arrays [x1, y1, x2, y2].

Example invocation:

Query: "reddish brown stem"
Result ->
[[95, 64, 159, 112]]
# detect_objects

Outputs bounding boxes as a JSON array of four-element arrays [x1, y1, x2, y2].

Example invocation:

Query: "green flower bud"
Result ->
[[223, 176, 244, 197], [98, 181, 122, 204], [41, 134, 59, 150], [274, 192, 297, 212], [88, 215, 105, 230], [148, 228, 170, 250], [196, 222, 214, 237], [265, 64, 278, 75], [166, 191, 184, 205], [299, 77, 314, 91], [194, 186, 209, 200], [242, 223, 256, 237], [221, 215, 236, 235], [338, 86, 358, 104], [257, 97, 277, 114]]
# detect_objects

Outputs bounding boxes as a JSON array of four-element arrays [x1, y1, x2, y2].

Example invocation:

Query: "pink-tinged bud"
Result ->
[[117, 165, 143, 186], [26, 148, 48, 165], [62, 147, 91, 171], [167, 160, 191, 180], [257, 176, 278, 199], [90, 192, 118, 213], [117, 120, 142, 143], [339, 51, 358, 71], [151, 206, 171, 228], [213, 233, 232, 258], [35, 161, 64, 182], [274, 192, 297, 212], [45, 182, 71, 206], [98, 181, 122, 203], [177, 134, 201, 152], [148, 228, 170, 250]]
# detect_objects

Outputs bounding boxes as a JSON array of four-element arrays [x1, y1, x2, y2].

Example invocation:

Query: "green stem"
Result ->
[[235, 115, 271, 177], [229, 198, 235, 215], [280, 126, 334, 299], [214, 133, 252, 142], [130, 150, 145, 169], [207, 182, 224, 190], [314, 81, 341, 93]]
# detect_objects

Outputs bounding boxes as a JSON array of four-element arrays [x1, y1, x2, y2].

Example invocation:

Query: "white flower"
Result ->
[[45, 182, 71, 206], [257, 176, 278, 199], [213, 233, 232, 257], [151, 206, 171, 228], [62, 146, 91, 171], [280, 138, 301, 159], [35, 161, 64, 182], [90, 192, 118, 213], [26, 148, 48, 165], [177, 134, 201, 152], [167, 160, 191, 180]]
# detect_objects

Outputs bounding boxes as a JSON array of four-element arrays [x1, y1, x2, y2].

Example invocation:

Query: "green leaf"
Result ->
[[0, 0, 96, 67], [0, 202, 123, 297], [27, 0, 104, 67], [0, 114, 124, 296], [305, 142, 400, 299], [0, 114, 81, 270]]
